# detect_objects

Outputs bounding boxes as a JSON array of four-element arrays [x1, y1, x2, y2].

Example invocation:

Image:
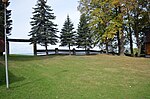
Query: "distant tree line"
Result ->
[[0, 0, 149, 56], [30, 0, 150, 56]]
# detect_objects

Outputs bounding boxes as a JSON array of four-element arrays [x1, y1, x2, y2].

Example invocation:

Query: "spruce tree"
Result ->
[[0, 1, 12, 38], [0, 1, 12, 56], [60, 15, 76, 55], [29, 0, 58, 55], [76, 14, 93, 53]]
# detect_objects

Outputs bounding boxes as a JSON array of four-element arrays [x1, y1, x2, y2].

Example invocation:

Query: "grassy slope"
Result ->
[[0, 55, 150, 99]]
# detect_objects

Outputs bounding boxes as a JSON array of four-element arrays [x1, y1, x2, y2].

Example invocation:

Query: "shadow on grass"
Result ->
[[8, 54, 66, 62], [0, 62, 25, 86], [10, 78, 43, 89]]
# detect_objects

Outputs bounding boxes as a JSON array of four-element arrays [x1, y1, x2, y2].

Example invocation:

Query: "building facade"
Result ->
[[0, 37, 4, 54], [145, 32, 150, 57]]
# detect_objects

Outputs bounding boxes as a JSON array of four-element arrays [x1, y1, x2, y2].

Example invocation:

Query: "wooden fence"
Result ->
[[6, 38, 107, 55], [36, 48, 105, 55], [6, 38, 119, 56], [7, 38, 37, 55]]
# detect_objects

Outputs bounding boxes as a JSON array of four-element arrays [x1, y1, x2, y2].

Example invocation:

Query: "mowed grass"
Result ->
[[0, 55, 150, 99]]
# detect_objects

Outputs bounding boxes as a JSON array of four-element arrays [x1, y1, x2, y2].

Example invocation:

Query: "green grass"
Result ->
[[0, 55, 150, 99]]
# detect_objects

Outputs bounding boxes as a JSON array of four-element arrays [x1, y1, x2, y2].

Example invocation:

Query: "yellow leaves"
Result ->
[[91, 0, 99, 4], [101, 18, 123, 41], [111, 0, 120, 6], [79, 0, 125, 43], [89, 1, 123, 41], [91, 8, 100, 16]]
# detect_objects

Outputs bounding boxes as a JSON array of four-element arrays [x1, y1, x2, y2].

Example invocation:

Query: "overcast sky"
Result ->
[[8, 0, 80, 39]]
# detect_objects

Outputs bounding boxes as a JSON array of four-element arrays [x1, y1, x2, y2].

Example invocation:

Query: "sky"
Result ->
[[9, 0, 80, 39], [8, 0, 81, 54]]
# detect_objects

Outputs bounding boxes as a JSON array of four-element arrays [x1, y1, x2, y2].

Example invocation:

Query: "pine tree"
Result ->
[[60, 15, 76, 55], [29, 0, 58, 55], [0, 1, 12, 56], [76, 14, 93, 54], [0, 1, 12, 38]]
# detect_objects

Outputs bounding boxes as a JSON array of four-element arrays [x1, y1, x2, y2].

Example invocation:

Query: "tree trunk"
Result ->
[[69, 43, 71, 55], [117, 31, 121, 55], [110, 40, 114, 55], [45, 42, 48, 55], [138, 43, 142, 57], [127, 8, 134, 56], [134, 14, 140, 56], [33, 43, 37, 56], [115, 6, 123, 56], [0, 52, 3, 56], [85, 46, 87, 55], [120, 32, 125, 56], [129, 23, 134, 56], [106, 41, 108, 54]]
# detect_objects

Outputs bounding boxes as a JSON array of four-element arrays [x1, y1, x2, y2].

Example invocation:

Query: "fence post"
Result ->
[[86, 48, 90, 55], [7, 41, 9, 55], [33, 43, 37, 56], [55, 48, 59, 55], [73, 48, 76, 55]]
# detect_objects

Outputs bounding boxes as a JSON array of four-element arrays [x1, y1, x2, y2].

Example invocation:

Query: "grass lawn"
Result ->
[[0, 55, 150, 99]]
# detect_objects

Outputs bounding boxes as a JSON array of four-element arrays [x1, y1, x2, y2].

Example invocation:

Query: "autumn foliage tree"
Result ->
[[78, 0, 149, 56], [78, 0, 123, 54]]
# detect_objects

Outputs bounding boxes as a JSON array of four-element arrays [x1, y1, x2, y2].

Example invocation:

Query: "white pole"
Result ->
[[4, 3, 9, 89]]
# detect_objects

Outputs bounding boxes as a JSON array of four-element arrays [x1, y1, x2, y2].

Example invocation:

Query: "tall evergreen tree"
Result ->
[[76, 14, 93, 53], [0, 1, 12, 56], [0, 1, 12, 38], [29, 0, 58, 55], [60, 15, 76, 55]]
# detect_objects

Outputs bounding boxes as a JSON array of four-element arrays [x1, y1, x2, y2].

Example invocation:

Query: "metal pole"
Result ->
[[4, 3, 9, 89]]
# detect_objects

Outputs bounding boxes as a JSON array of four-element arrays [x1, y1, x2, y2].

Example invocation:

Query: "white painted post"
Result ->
[[3, 0, 9, 89]]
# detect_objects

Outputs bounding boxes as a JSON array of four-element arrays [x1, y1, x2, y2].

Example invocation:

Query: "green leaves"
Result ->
[[78, 0, 149, 55], [88, 0, 122, 42]]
